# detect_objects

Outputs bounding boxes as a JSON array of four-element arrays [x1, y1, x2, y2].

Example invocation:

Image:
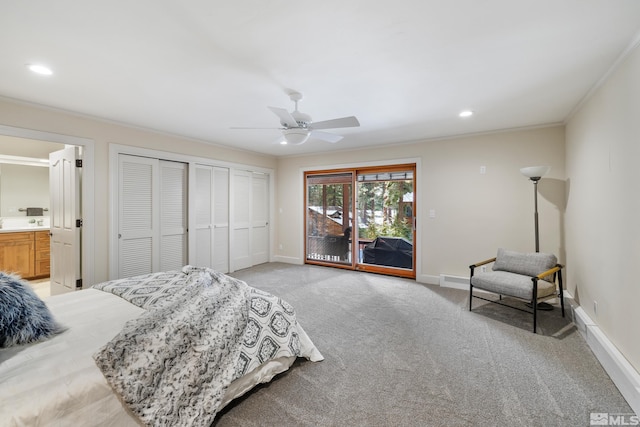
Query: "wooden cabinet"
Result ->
[[0, 232, 35, 278], [0, 231, 50, 279], [35, 231, 51, 277]]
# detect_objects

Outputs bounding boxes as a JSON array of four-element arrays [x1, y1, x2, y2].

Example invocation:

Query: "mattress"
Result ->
[[0, 283, 321, 426]]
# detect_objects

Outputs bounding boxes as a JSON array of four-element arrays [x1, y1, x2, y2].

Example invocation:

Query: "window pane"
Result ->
[[356, 171, 413, 269], [306, 173, 353, 264]]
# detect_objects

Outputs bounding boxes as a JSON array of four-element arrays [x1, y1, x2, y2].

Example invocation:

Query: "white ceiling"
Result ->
[[2, 1, 640, 157]]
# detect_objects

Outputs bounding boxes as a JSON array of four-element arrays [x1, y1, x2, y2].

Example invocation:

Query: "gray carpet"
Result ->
[[214, 263, 632, 426]]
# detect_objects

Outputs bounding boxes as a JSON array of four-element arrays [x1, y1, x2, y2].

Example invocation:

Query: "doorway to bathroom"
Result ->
[[0, 125, 94, 295]]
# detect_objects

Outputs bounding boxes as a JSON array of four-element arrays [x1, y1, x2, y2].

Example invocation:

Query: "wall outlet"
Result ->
[[481, 266, 487, 273], [278, 244, 283, 250], [480, 165, 486, 174]]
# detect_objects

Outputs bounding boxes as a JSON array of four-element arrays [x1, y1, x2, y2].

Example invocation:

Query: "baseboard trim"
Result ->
[[439, 274, 469, 290], [272, 255, 302, 265], [564, 293, 640, 416], [417, 274, 440, 285]]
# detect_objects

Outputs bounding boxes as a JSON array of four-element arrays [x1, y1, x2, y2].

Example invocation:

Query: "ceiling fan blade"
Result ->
[[230, 126, 283, 130], [311, 130, 344, 143], [268, 106, 300, 128], [310, 116, 360, 130]]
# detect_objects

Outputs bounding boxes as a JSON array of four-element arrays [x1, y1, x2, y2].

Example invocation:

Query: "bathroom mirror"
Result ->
[[0, 135, 64, 218], [0, 163, 50, 217]]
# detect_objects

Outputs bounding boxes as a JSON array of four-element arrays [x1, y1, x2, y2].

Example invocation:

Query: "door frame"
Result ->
[[302, 158, 420, 279], [0, 124, 95, 287]]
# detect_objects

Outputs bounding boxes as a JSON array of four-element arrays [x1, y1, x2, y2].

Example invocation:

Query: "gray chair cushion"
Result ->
[[492, 248, 557, 278], [471, 271, 557, 300]]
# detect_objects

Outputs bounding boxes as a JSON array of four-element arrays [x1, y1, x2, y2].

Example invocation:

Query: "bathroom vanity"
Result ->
[[0, 229, 50, 279]]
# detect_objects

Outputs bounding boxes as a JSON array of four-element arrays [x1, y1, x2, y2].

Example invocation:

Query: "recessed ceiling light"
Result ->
[[459, 110, 473, 118], [27, 64, 53, 75]]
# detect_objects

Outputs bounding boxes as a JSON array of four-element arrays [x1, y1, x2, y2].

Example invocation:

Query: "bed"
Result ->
[[0, 266, 323, 427]]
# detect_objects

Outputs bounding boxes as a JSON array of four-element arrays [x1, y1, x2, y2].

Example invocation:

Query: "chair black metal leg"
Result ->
[[558, 269, 565, 318], [469, 266, 474, 312], [532, 278, 538, 333]]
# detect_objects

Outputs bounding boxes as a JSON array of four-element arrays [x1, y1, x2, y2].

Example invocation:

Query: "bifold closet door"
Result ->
[[194, 165, 229, 273], [117, 155, 187, 278], [251, 173, 269, 265], [231, 170, 251, 271], [159, 160, 187, 271], [230, 170, 269, 271], [194, 165, 213, 270], [212, 167, 230, 272]]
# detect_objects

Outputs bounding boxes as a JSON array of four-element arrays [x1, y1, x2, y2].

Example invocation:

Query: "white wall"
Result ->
[[275, 126, 565, 282], [566, 42, 640, 373]]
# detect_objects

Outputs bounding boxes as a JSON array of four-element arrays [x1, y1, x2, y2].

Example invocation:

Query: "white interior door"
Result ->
[[118, 154, 158, 278], [194, 165, 229, 272], [231, 170, 251, 271], [49, 146, 81, 294], [194, 165, 213, 269], [251, 172, 269, 265], [159, 160, 187, 271], [212, 167, 229, 273]]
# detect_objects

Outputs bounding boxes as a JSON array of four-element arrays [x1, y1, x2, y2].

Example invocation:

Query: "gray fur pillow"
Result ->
[[0, 272, 65, 347]]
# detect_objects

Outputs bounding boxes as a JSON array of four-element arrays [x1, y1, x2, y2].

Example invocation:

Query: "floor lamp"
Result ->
[[520, 166, 551, 252], [520, 165, 552, 310]]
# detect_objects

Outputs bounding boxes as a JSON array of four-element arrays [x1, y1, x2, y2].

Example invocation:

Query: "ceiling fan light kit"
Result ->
[[234, 91, 360, 146], [283, 128, 310, 145]]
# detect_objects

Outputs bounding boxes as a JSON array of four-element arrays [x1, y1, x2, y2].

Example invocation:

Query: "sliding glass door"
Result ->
[[356, 168, 414, 275], [305, 172, 353, 265], [305, 164, 415, 278]]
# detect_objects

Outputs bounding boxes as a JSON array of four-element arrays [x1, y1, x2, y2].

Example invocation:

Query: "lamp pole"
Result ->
[[520, 166, 550, 252], [532, 176, 541, 252], [520, 166, 552, 311]]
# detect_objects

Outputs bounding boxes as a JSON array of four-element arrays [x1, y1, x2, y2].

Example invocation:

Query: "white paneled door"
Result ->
[[194, 164, 229, 273], [117, 155, 187, 278], [49, 146, 81, 294], [251, 173, 269, 265], [231, 170, 251, 271], [212, 167, 230, 272], [194, 165, 213, 269], [231, 170, 269, 271]]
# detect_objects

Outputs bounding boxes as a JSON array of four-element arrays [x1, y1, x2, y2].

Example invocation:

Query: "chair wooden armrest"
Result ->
[[469, 257, 496, 270], [535, 264, 563, 280]]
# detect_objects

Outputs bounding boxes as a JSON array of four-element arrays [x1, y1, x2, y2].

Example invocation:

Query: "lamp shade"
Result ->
[[283, 128, 310, 145], [520, 166, 551, 179]]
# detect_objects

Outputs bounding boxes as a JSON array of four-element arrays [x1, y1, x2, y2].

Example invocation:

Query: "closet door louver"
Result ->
[[118, 155, 157, 278], [118, 155, 187, 279], [160, 161, 187, 271]]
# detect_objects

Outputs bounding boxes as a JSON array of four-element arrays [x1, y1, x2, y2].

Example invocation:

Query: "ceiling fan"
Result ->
[[233, 92, 360, 145]]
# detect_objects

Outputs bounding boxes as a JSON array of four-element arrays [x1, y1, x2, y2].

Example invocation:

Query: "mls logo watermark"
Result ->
[[590, 412, 640, 426]]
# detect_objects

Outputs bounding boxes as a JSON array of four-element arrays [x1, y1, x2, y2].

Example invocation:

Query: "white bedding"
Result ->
[[0, 284, 322, 426]]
